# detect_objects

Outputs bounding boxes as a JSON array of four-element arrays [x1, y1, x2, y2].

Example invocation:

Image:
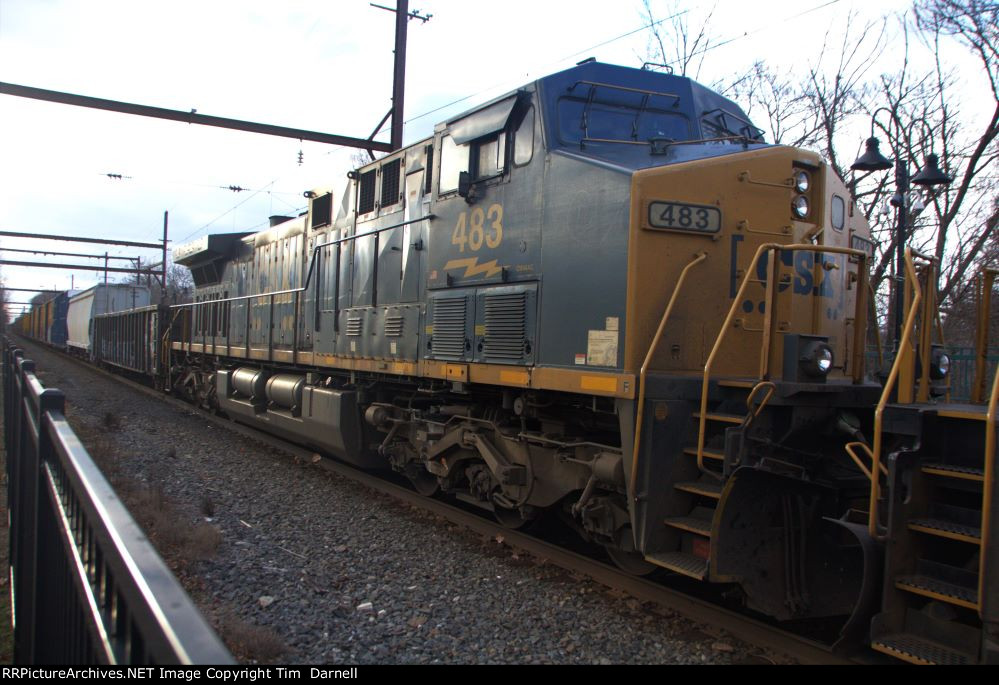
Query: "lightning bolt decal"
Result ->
[[443, 257, 503, 279]]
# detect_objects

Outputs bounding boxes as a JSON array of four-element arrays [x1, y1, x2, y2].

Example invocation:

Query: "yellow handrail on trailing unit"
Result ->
[[867, 248, 937, 541], [972, 268, 998, 404], [979, 344, 999, 616], [629, 251, 708, 497], [697, 243, 869, 474]]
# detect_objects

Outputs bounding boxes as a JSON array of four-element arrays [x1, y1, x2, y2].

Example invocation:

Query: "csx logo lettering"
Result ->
[[730, 235, 842, 315], [755, 250, 837, 297]]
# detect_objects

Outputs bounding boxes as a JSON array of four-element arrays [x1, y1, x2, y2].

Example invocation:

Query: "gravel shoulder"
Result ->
[[13, 338, 792, 665]]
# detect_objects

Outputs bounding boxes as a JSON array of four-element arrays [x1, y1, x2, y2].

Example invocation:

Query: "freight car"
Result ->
[[26, 61, 997, 664], [66, 283, 151, 357]]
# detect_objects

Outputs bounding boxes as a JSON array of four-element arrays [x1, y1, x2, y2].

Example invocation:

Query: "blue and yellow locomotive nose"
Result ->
[[624, 145, 874, 382]]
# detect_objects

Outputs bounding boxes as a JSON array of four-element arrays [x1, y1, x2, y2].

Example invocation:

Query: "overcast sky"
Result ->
[[0, 0, 970, 315]]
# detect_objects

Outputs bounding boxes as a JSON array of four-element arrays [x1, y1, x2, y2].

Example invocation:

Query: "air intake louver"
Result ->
[[483, 292, 527, 361], [346, 316, 363, 337], [432, 296, 467, 359], [384, 315, 404, 338]]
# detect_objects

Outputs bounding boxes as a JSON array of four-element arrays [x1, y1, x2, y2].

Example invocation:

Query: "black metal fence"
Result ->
[[2, 339, 232, 664]]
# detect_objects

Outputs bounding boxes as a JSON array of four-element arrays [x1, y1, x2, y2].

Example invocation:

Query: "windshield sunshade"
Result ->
[[448, 95, 518, 145]]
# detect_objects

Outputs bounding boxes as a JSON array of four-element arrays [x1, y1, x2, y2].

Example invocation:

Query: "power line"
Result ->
[[404, 0, 845, 128], [179, 180, 278, 242], [403, 8, 691, 126]]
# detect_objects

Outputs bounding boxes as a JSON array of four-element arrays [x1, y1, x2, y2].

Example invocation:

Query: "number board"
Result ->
[[646, 201, 721, 234]]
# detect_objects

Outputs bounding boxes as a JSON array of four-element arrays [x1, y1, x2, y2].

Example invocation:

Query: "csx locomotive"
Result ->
[[22, 62, 997, 664]]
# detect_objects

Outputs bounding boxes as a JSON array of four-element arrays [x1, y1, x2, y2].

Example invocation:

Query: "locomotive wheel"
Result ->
[[406, 468, 440, 497], [605, 528, 657, 576], [604, 546, 657, 576], [493, 504, 532, 529]]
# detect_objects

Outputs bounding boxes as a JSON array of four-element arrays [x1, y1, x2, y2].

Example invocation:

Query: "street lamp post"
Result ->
[[851, 114, 953, 357]]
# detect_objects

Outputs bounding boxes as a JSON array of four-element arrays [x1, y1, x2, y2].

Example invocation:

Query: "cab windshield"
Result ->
[[556, 81, 690, 146]]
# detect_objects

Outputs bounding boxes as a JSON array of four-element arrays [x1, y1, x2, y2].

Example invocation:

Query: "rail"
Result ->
[[981, 342, 999, 617], [977, 265, 999, 615], [696, 243, 869, 474], [168, 215, 433, 364], [972, 267, 998, 404], [2, 338, 232, 664], [867, 248, 937, 541], [629, 251, 708, 497]]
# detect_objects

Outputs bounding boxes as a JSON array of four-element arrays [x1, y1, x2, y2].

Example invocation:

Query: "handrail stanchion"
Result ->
[[979, 348, 999, 616], [869, 248, 932, 540], [628, 252, 708, 499]]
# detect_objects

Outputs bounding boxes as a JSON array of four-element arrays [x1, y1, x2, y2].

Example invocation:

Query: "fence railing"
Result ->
[[2, 338, 232, 664]]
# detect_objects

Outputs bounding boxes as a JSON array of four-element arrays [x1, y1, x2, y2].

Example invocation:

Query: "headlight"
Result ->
[[794, 170, 810, 192], [792, 195, 809, 218], [930, 348, 950, 380], [800, 341, 834, 377]]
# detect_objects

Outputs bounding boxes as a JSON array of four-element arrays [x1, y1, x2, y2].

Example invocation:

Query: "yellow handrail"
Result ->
[[868, 248, 936, 540], [629, 251, 708, 497], [972, 268, 997, 404], [697, 243, 868, 474], [979, 345, 999, 615], [845, 441, 888, 484], [868, 281, 884, 370], [745, 380, 776, 427]]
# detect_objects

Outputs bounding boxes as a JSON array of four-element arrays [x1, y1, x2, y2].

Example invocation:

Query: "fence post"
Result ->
[[32, 386, 67, 664], [12, 357, 39, 663]]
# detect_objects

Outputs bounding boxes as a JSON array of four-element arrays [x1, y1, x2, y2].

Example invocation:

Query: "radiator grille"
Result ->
[[381, 159, 401, 207], [483, 292, 527, 361], [384, 315, 404, 338], [358, 170, 376, 214], [310, 192, 332, 229], [346, 316, 363, 337], [432, 296, 467, 359]]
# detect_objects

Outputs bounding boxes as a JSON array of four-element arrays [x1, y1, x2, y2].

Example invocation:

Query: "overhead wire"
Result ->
[[403, 0, 845, 129]]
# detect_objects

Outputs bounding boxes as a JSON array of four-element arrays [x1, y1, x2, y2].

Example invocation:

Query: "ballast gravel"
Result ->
[[16, 340, 792, 665]]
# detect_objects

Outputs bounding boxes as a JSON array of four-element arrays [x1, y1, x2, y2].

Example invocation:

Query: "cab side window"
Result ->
[[514, 106, 534, 166], [474, 132, 506, 180], [439, 134, 469, 194]]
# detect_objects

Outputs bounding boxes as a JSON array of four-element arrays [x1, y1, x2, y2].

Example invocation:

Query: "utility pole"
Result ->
[[391, 0, 409, 151], [372, 1, 430, 151]]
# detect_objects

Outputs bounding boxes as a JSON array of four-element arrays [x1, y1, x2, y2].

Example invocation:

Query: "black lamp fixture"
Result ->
[[910, 152, 952, 187], [850, 112, 954, 356], [851, 137, 893, 172]]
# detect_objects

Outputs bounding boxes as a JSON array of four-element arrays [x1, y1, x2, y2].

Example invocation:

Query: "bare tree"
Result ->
[[642, 0, 718, 79], [914, 0, 999, 304]]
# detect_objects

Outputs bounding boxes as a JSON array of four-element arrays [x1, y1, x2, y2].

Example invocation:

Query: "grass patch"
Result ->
[[219, 613, 288, 663], [102, 411, 121, 432], [124, 485, 221, 563]]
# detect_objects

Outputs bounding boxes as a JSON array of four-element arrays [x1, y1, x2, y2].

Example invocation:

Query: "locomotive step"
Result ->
[[682, 447, 724, 461], [674, 480, 723, 499], [908, 517, 981, 544], [895, 574, 979, 610], [936, 406, 988, 421], [693, 411, 743, 424], [644, 551, 707, 580], [871, 633, 973, 665], [920, 462, 984, 482], [664, 516, 712, 536], [716, 379, 756, 389]]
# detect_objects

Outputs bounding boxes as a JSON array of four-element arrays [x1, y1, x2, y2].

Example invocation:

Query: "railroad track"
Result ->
[[21, 336, 857, 665]]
